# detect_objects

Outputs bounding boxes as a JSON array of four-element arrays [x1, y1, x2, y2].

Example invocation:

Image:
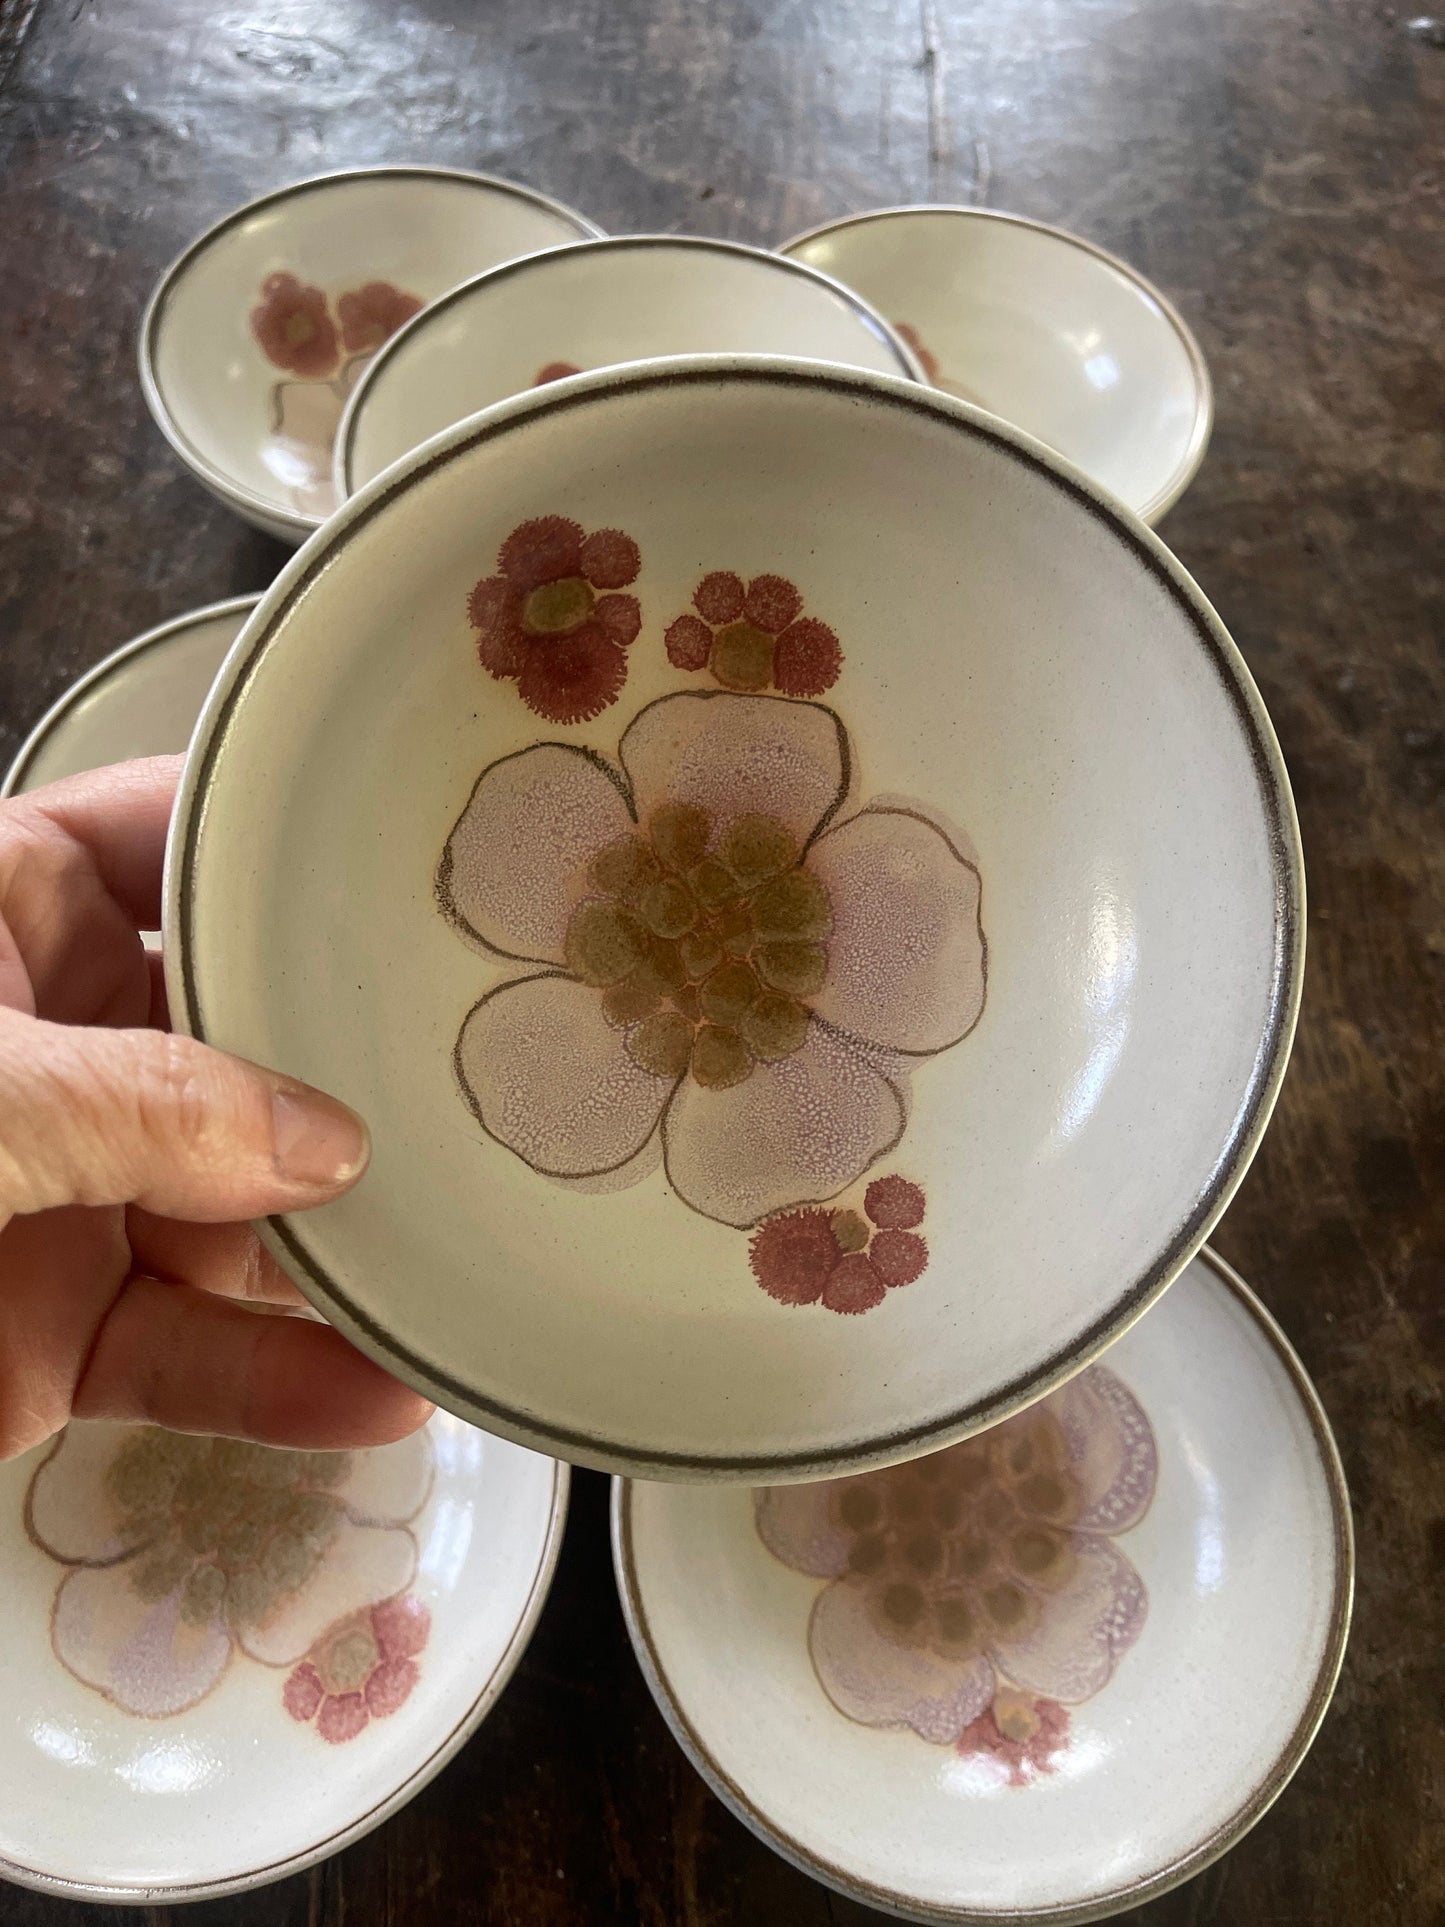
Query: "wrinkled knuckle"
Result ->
[[132, 1032, 218, 1163]]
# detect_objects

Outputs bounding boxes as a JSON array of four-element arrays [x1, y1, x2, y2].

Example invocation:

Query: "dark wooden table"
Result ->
[[1, 0, 1441, 1921]]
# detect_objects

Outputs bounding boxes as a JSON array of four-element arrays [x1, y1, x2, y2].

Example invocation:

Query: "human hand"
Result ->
[[0, 754, 432, 1460]]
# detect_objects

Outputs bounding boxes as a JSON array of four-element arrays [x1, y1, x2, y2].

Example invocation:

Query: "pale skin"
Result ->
[[0, 755, 433, 1461]]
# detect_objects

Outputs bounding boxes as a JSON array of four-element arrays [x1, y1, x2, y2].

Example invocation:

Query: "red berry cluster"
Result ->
[[665, 571, 843, 698], [748, 1175, 928, 1315]]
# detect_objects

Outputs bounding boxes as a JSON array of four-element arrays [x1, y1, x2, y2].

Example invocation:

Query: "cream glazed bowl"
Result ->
[[2, 596, 259, 798], [334, 235, 923, 495], [164, 357, 1303, 1481], [781, 207, 1213, 525], [614, 1248, 1352, 1923], [0, 1413, 566, 1902], [139, 166, 601, 544]]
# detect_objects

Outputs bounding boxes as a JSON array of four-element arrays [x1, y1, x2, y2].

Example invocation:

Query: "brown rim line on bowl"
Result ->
[[1, 596, 262, 799], [330, 234, 928, 502], [779, 205, 1214, 526], [138, 165, 604, 545], [163, 354, 1304, 1482]]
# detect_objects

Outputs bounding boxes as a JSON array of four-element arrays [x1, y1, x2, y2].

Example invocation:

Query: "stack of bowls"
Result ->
[[0, 163, 1346, 1924]]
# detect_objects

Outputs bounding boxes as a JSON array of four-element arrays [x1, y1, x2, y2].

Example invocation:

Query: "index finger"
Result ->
[[3, 756, 182, 931]]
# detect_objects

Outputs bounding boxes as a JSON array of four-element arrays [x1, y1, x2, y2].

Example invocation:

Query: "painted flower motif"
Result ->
[[24, 1426, 432, 1718], [665, 572, 843, 699], [749, 1174, 929, 1314], [534, 360, 584, 384], [957, 1688, 1071, 1785], [466, 515, 643, 724], [754, 1366, 1156, 1761], [251, 271, 341, 379], [336, 280, 424, 355], [437, 690, 985, 1229], [283, 1592, 431, 1743]]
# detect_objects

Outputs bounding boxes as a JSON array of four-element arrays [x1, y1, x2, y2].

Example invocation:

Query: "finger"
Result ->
[[2, 756, 180, 932], [0, 1008, 369, 1221], [125, 1210, 308, 1306], [72, 1273, 433, 1448]]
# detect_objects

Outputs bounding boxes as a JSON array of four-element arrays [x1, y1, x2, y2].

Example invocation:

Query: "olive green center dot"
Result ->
[[755, 939, 827, 998], [678, 926, 723, 980], [712, 897, 754, 955], [565, 899, 649, 986], [603, 974, 663, 1028], [523, 575, 595, 634], [688, 855, 739, 908], [750, 869, 832, 940], [838, 1484, 882, 1532], [847, 1532, 888, 1576], [589, 835, 662, 902], [649, 802, 712, 870], [830, 1209, 870, 1253], [934, 1593, 979, 1649], [639, 877, 697, 939], [626, 1010, 693, 1079], [739, 990, 809, 1062], [671, 980, 703, 1024], [326, 1628, 379, 1693], [710, 620, 775, 691], [689, 1024, 754, 1090], [718, 813, 798, 886], [881, 1582, 925, 1632], [698, 959, 760, 1026]]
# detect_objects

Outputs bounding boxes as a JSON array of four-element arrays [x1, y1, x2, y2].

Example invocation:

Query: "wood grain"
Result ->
[[0, 0, 1441, 1919]]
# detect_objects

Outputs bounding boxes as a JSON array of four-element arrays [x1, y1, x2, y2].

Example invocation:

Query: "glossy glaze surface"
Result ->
[[616, 1250, 1352, 1921], [168, 361, 1299, 1479], [781, 208, 1211, 524], [338, 237, 921, 495], [1, 0, 1438, 1916]]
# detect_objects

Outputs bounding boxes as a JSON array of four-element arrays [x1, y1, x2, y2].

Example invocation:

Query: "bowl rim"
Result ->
[[332, 230, 927, 499], [136, 164, 604, 541], [610, 1245, 1355, 1925], [1, 594, 264, 799], [164, 354, 1305, 1483], [0, 1452, 570, 1904], [778, 203, 1215, 526]]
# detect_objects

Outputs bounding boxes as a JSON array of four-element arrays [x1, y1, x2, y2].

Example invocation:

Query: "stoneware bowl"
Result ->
[[334, 235, 923, 495], [164, 356, 1303, 1481], [139, 166, 601, 545], [2, 596, 259, 799], [614, 1248, 1352, 1924], [781, 207, 1212, 525], [0, 1412, 566, 1901]]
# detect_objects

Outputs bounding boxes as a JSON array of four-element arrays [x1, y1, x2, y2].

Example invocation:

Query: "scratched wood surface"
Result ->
[[0, 0, 1442, 1921]]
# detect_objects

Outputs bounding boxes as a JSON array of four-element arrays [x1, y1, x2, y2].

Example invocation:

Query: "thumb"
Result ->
[[0, 1008, 369, 1221]]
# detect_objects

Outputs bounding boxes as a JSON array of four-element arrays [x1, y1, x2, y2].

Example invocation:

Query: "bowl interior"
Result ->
[[147, 173, 594, 527], [6, 605, 251, 794], [784, 211, 1208, 521], [171, 364, 1296, 1477], [618, 1252, 1349, 1918], [341, 239, 914, 492], [0, 1415, 560, 1899]]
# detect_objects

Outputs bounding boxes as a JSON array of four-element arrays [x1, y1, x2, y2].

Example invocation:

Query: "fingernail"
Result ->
[[271, 1085, 370, 1189]]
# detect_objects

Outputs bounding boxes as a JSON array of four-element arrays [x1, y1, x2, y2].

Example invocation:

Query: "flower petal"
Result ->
[[236, 1519, 418, 1667], [808, 806, 985, 1054], [663, 1021, 905, 1227], [809, 1580, 996, 1743], [438, 743, 634, 965], [618, 692, 850, 850], [456, 973, 673, 1178], [335, 1430, 434, 1528], [51, 1567, 232, 1717], [26, 1425, 175, 1566], [753, 1485, 851, 1578], [991, 1539, 1148, 1703], [1060, 1366, 1159, 1532]]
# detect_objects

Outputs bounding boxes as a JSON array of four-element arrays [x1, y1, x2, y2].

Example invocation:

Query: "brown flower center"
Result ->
[[828, 1413, 1084, 1660], [564, 803, 833, 1089]]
